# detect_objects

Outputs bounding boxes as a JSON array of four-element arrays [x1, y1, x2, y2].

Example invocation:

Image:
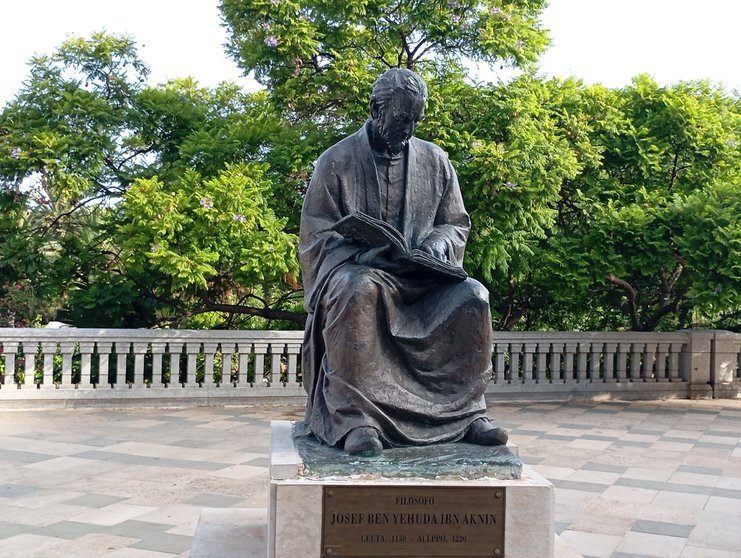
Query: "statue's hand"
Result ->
[[420, 239, 449, 263]]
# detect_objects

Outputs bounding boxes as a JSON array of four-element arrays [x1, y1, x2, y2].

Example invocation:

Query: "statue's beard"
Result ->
[[374, 118, 409, 155]]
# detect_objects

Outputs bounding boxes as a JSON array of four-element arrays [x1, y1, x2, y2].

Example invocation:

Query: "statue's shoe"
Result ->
[[344, 426, 383, 457], [463, 418, 509, 446]]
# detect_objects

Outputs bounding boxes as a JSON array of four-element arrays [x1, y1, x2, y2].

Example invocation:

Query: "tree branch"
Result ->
[[607, 274, 641, 331]]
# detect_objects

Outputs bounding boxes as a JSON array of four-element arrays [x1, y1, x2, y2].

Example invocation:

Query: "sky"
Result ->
[[1, 0, 739, 107]]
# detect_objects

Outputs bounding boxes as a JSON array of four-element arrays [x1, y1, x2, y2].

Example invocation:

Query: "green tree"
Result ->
[[0, 33, 302, 328]]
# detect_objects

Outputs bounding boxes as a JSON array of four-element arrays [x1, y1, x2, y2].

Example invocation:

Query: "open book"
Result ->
[[331, 212, 468, 281]]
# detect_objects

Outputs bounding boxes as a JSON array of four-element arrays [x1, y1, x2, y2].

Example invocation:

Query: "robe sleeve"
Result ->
[[418, 155, 470, 267], [299, 151, 363, 313]]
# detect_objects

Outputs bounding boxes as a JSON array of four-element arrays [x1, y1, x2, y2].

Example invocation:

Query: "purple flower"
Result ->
[[10, 147, 21, 159], [199, 197, 214, 209], [470, 141, 482, 148], [505, 181, 517, 190], [490, 6, 501, 14], [264, 35, 278, 47], [232, 213, 246, 223], [448, 0, 459, 8], [270, 0, 280, 4], [451, 14, 461, 23]]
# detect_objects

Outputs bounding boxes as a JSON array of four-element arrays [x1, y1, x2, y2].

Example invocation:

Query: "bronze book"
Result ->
[[332, 212, 468, 281]]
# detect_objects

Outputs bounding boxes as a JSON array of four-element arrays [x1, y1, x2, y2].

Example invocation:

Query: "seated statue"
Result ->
[[298, 68, 507, 457]]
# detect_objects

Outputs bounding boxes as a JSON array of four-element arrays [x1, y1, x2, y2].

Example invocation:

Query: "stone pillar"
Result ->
[[680, 330, 714, 399], [711, 331, 741, 398]]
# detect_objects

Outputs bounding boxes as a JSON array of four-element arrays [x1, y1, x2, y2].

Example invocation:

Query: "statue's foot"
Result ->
[[463, 418, 508, 446], [344, 426, 383, 457]]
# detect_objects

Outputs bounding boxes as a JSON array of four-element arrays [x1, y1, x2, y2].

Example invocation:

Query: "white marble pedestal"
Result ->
[[268, 421, 555, 558]]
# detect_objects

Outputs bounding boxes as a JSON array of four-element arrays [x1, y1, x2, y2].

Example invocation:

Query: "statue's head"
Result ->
[[369, 68, 428, 155]]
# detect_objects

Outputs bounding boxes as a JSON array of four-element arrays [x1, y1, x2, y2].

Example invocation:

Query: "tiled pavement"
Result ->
[[0, 399, 740, 558]]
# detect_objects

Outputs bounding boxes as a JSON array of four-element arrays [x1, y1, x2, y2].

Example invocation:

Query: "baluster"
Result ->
[[79, 342, 95, 387], [59, 342, 76, 387], [151, 342, 167, 387], [202, 342, 219, 386], [285, 342, 302, 387], [114, 341, 129, 387], [237, 343, 252, 386], [603, 342, 617, 382], [168, 343, 184, 386], [668, 342, 682, 382], [131, 342, 148, 387], [270, 343, 286, 385], [616, 342, 628, 383], [95, 342, 112, 387], [510, 343, 522, 384], [23, 342, 37, 387], [643, 342, 657, 381], [494, 343, 506, 384], [656, 343, 669, 381], [589, 342, 602, 382], [536, 342, 548, 383], [41, 341, 57, 388], [630, 342, 643, 381], [186, 342, 200, 386], [522, 342, 536, 384], [3, 342, 18, 387], [576, 342, 589, 383], [253, 342, 269, 386], [563, 342, 577, 384], [221, 342, 236, 387], [550, 342, 564, 383]]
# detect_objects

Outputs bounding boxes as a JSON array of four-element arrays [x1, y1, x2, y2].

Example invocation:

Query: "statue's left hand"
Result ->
[[420, 239, 449, 263]]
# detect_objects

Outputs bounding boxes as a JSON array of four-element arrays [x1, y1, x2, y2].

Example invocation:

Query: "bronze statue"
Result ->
[[298, 68, 507, 457]]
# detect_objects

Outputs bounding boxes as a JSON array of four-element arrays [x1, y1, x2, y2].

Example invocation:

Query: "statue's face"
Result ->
[[372, 92, 424, 155]]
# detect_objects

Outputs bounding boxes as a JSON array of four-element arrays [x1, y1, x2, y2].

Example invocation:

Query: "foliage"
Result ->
[[2, 9, 739, 332]]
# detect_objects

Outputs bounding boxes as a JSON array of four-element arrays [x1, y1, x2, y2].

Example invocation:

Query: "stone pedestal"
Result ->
[[269, 421, 555, 558]]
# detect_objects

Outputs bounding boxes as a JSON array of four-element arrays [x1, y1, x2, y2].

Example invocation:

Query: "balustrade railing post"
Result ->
[[151, 342, 168, 388], [253, 343, 269, 386], [3, 342, 18, 387], [604, 343, 617, 383], [510, 343, 522, 384], [221, 342, 236, 387], [286, 343, 302, 387], [236, 343, 252, 386], [202, 342, 219, 386], [41, 341, 57, 388], [96, 342, 112, 388], [564, 342, 576, 384], [629, 343, 642, 381], [131, 342, 148, 387], [59, 342, 76, 388], [550, 343, 564, 383], [494, 343, 506, 384], [186, 343, 200, 386], [523, 343, 536, 384], [576, 343, 589, 383], [168, 343, 184, 386], [589, 342, 602, 382], [79, 342, 95, 387], [679, 330, 713, 399], [536, 343, 548, 383], [23, 342, 37, 387], [270, 343, 286, 385], [656, 343, 669, 381], [616, 343, 628, 383]]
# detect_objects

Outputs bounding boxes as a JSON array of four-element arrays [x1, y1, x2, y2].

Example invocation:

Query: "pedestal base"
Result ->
[[269, 421, 555, 558]]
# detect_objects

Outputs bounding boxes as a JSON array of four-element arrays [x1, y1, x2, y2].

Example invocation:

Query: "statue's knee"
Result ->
[[464, 279, 490, 310]]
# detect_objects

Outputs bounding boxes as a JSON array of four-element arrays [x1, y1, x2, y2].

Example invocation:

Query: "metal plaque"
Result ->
[[321, 485, 505, 557]]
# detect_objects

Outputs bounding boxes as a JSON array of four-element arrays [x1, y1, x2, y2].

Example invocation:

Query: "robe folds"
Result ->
[[299, 122, 493, 448]]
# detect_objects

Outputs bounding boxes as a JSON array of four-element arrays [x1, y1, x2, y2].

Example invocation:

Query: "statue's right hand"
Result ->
[[356, 245, 392, 265]]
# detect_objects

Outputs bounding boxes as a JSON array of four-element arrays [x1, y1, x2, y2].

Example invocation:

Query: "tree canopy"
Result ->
[[1, 3, 738, 331]]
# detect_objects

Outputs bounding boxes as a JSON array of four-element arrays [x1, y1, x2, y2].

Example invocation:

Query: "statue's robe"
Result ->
[[299, 122, 493, 448]]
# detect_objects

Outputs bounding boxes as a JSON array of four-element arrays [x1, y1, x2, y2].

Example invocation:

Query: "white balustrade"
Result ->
[[1, 328, 739, 402]]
